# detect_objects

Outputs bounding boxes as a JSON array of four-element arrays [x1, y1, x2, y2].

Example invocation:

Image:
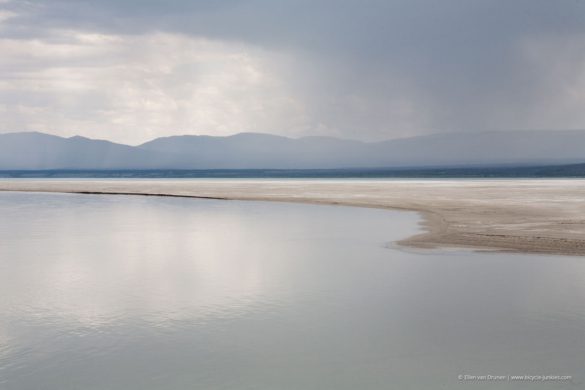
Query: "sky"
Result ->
[[1, 0, 585, 145]]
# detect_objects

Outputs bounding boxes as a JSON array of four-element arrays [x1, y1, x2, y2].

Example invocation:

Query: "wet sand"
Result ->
[[1, 179, 585, 256]]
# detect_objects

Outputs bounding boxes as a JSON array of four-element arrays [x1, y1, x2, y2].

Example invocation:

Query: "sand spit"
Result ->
[[2, 179, 585, 256]]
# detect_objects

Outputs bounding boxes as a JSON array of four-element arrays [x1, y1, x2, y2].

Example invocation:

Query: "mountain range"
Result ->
[[1, 130, 585, 170]]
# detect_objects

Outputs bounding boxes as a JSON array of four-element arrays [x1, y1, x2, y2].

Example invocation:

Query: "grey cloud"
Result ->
[[2, 0, 585, 140]]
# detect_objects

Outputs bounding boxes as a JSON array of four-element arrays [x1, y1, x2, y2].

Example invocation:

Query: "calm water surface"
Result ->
[[0, 192, 584, 389]]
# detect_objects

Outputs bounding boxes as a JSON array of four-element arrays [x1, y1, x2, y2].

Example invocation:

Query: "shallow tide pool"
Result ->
[[0, 192, 583, 389]]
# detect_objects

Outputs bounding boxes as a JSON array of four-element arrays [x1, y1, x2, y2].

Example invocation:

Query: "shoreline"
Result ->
[[2, 179, 585, 256]]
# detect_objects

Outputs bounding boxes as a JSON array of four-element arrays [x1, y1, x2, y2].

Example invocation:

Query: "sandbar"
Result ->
[[1, 179, 585, 256]]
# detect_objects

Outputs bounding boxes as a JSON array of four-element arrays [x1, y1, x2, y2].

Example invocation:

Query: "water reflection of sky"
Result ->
[[0, 192, 584, 389]]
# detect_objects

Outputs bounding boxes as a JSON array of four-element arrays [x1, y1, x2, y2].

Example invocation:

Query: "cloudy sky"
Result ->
[[1, 0, 585, 144]]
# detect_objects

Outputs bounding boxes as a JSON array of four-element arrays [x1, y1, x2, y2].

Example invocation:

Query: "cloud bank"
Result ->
[[1, 0, 585, 143]]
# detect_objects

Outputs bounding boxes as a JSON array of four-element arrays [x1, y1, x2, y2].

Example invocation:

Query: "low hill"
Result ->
[[1, 130, 585, 169]]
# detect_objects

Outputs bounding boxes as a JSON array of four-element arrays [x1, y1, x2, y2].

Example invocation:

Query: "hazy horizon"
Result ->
[[4, 128, 585, 147], [3, 129, 585, 170]]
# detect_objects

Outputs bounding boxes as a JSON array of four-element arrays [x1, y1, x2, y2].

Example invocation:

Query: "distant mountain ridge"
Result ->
[[1, 130, 585, 169]]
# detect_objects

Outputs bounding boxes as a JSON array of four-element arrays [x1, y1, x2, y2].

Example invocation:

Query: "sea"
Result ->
[[0, 192, 583, 389]]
